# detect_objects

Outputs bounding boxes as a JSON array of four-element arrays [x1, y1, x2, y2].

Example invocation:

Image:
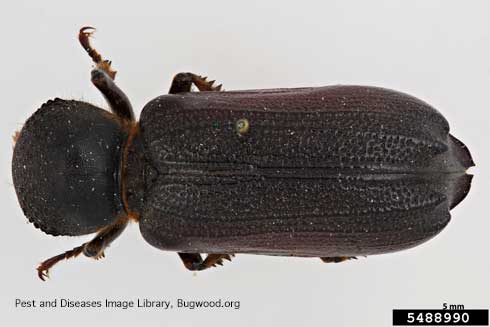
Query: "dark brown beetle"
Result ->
[[12, 27, 474, 280]]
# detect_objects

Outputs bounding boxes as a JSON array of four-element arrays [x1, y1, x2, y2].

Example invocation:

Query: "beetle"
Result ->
[[12, 27, 474, 281]]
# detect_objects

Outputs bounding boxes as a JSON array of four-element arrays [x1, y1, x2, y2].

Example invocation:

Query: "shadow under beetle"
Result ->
[[11, 27, 474, 281]]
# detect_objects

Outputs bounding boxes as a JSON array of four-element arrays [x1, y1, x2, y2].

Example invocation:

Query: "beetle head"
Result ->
[[12, 99, 126, 236]]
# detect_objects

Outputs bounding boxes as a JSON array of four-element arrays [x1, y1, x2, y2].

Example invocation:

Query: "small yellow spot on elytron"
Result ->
[[236, 118, 250, 136]]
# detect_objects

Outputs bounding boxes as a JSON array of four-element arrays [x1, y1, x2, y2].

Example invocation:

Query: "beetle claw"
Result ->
[[38, 269, 49, 281], [80, 26, 96, 39], [37, 265, 51, 281], [80, 26, 96, 33]]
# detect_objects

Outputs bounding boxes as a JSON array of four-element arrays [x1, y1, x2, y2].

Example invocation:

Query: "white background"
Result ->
[[1, 1, 488, 326]]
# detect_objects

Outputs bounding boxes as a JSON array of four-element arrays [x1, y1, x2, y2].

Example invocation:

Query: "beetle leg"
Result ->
[[178, 253, 234, 271], [91, 68, 135, 122], [320, 256, 357, 263], [78, 27, 135, 123], [36, 215, 128, 281], [169, 72, 223, 94]]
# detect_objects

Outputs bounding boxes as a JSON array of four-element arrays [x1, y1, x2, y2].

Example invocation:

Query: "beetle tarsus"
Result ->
[[79, 26, 117, 79], [168, 72, 223, 94], [320, 256, 357, 263], [37, 245, 85, 281], [178, 253, 234, 271]]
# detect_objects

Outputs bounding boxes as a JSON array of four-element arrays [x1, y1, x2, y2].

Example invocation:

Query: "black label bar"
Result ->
[[393, 309, 488, 326]]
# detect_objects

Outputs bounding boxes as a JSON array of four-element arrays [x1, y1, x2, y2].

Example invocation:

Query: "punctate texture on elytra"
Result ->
[[135, 86, 473, 257]]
